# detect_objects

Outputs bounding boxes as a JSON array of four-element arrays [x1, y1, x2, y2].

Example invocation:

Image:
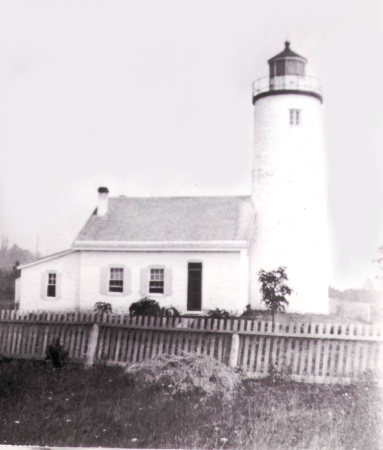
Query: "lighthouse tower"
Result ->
[[250, 42, 329, 314]]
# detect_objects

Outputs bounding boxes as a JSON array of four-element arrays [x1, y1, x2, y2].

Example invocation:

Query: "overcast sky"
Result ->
[[0, 0, 383, 289]]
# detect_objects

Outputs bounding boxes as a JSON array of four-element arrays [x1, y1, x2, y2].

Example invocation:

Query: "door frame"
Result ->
[[186, 261, 203, 312]]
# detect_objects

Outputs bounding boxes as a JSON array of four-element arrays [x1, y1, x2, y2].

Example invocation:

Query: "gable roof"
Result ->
[[72, 196, 254, 249]]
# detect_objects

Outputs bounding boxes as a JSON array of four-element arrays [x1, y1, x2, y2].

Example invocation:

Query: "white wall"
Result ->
[[250, 93, 329, 314], [19, 252, 80, 311], [79, 250, 245, 314], [19, 249, 247, 314]]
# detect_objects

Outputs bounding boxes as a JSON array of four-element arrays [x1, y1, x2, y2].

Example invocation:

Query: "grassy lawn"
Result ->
[[0, 358, 382, 449]]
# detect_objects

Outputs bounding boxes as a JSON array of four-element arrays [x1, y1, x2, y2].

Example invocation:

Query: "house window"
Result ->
[[149, 268, 164, 294], [109, 267, 124, 293], [47, 273, 56, 297], [289, 109, 300, 126]]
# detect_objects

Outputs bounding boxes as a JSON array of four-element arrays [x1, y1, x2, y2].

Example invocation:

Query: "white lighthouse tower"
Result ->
[[249, 42, 329, 314]]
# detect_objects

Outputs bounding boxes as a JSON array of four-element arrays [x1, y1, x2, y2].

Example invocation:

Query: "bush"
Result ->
[[207, 308, 236, 319], [129, 297, 161, 316], [45, 338, 69, 369], [94, 302, 112, 314], [125, 353, 243, 399], [265, 364, 292, 384], [162, 306, 181, 317], [129, 297, 181, 317], [240, 305, 266, 318]]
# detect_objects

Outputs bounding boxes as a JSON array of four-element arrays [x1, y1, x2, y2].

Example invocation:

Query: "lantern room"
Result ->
[[252, 41, 323, 104], [268, 41, 306, 78]]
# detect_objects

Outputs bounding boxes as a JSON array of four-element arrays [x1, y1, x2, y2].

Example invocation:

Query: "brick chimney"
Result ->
[[97, 187, 109, 217]]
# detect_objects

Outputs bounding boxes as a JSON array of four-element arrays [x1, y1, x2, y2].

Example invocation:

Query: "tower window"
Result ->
[[289, 109, 300, 126]]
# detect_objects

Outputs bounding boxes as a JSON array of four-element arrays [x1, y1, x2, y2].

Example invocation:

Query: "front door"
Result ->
[[187, 262, 202, 311]]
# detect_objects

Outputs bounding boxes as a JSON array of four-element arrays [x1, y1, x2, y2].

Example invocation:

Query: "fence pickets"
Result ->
[[0, 309, 382, 383]]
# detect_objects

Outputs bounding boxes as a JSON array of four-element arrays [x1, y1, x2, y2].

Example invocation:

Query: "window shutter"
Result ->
[[164, 268, 173, 296], [140, 268, 149, 296], [100, 267, 109, 295], [123, 267, 132, 295], [56, 273, 62, 299], [41, 271, 48, 299]]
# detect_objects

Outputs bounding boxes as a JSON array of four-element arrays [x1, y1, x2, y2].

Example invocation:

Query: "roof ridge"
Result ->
[[111, 195, 251, 200]]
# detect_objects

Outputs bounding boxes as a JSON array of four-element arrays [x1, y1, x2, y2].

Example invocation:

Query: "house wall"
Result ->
[[79, 250, 246, 314], [18, 249, 247, 315], [19, 252, 80, 311]]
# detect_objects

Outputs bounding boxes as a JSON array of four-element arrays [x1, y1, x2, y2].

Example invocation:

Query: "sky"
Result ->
[[0, 0, 383, 289]]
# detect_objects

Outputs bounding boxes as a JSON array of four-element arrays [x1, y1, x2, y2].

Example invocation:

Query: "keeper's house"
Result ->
[[17, 192, 253, 314]]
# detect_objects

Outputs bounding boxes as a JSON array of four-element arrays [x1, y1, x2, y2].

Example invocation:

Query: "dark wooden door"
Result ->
[[187, 262, 202, 311]]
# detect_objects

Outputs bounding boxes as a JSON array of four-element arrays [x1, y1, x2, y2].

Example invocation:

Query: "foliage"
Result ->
[[258, 267, 292, 328], [207, 308, 236, 319], [0, 269, 16, 301], [329, 286, 382, 304], [129, 297, 181, 317], [45, 338, 69, 369], [94, 302, 112, 314], [162, 306, 181, 317], [264, 364, 292, 384], [125, 353, 242, 399], [0, 236, 38, 301], [239, 305, 266, 318], [0, 236, 36, 271], [0, 359, 381, 449], [129, 297, 161, 316]]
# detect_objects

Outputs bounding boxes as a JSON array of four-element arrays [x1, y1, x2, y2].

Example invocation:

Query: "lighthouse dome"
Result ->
[[268, 41, 307, 77]]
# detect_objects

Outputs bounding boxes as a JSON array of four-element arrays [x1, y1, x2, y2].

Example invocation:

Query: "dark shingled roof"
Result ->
[[268, 41, 306, 62], [73, 196, 254, 244]]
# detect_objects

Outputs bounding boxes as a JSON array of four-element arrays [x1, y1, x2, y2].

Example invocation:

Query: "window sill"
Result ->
[[104, 292, 129, 297]]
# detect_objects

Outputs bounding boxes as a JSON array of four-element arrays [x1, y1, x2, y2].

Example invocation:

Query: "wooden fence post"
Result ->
[[85, 324, 100, 369], [229, 333, 240, 368]]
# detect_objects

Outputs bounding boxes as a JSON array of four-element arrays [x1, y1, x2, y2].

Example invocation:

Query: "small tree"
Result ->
[[258, 267, 292, 331]]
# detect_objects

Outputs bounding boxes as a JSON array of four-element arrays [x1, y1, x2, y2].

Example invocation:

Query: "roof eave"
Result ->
[[19, 250, 78, 270], [71, 240, 249, 251], [268, 54, 307, 64]]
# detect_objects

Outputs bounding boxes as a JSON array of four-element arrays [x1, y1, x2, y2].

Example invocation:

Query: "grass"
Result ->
[[0, 358, 382, 449]]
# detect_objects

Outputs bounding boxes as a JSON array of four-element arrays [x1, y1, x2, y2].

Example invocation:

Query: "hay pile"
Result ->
[[125, 353, 242, 399]]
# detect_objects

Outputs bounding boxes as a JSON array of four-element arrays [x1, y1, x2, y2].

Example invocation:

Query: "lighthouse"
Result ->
[[249, 42, 329, 314]]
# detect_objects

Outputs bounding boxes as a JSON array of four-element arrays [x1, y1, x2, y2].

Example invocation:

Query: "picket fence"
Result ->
[[0, 310, 382, 383]]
